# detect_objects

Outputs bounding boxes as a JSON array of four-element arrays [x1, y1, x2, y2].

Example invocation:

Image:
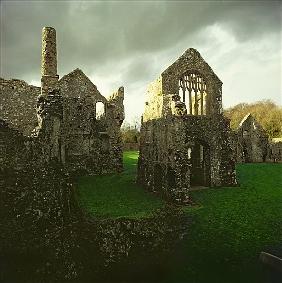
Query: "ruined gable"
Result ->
[[143, 48, 223, 122], [0, 78, 40, 136], [161, 48, 222, 94], [138, 48, 236, 203], [59, 68, 106, 102], [237, 113, 269, 163]]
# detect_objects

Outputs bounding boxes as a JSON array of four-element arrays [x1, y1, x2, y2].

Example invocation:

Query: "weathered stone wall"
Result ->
[[267, 140, 282, 162], [0, 78, 40, 136], [236, 114, 269, 163], [106, 87, 125, 172], [143, 77, 163, 122], [161, 48, 223, 117], [0, 120, 32, 171], [138, 115, 236, 202], [0, 162, 79, 283]]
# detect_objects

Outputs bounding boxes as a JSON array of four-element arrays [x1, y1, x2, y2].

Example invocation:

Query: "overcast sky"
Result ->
[[1, 0, 281, 124]]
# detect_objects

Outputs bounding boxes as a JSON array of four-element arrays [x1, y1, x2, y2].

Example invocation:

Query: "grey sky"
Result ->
[[1, 0, 281, 123]]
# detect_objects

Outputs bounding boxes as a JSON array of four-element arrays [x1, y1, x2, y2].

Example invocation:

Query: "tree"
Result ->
[[121, 117, 141, 144], [224, 100, 282, 139]]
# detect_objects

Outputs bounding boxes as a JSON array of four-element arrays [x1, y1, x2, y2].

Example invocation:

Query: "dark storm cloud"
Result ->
[[1, 0, 281, 83]]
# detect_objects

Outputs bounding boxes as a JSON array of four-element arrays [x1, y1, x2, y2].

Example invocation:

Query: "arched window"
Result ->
[[178, 72, 207, 115], [95, 101, 105, 119]]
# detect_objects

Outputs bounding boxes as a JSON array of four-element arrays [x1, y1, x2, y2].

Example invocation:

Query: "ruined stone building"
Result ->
[[137, 48, 237, 203], [235, 114, 269, 163], [268, 138, 282, 162], [0, 27, 124, 174]]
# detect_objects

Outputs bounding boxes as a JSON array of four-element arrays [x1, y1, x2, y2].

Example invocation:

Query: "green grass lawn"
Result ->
[[77, 151, 164, 218], [77, 151, 282, 282], [167, 163, 282, 283]]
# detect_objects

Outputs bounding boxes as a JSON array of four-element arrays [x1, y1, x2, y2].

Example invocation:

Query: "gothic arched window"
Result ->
[[178, 71, 207, 115]]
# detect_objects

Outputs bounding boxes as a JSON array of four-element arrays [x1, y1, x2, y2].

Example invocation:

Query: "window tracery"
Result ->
[[178, 72, 207, 115]]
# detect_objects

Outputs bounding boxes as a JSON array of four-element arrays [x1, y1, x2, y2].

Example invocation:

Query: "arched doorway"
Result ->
[[190, 141, 210, 186]]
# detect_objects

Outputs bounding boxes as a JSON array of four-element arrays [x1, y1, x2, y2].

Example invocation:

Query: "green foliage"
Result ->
[[224, 100, 282, 138], [121, 122, 140, 143], [77, 151, 163, 218]]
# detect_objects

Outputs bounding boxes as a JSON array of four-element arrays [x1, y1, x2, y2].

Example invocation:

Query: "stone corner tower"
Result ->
[[41, 26, 59, 95]]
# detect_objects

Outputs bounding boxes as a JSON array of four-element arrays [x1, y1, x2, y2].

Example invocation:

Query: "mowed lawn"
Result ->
[[77, 151, 164, 218], [77, 151, 282, 283], [166, 162, 282, 283]]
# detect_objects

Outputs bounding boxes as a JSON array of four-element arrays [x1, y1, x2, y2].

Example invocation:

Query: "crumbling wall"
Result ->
[[138, 115, 236, 202], [106, 86, 125, 173], [267, 139, 282, 162], [161, 48, 223, 116], [0, 78, 40, 136], [237, 114, 269, 163], [143, 77, 164, 122], [0, 120, 33, 171]]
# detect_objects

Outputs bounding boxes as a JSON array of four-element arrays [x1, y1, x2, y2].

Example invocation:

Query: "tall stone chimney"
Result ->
[[41, 27, 59, 95]]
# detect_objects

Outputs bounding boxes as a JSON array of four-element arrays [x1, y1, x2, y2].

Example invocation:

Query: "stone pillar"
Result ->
[[41, 27, 59, 95]]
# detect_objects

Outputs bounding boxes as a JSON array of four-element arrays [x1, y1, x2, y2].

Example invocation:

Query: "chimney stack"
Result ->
[[41, 27, 59, 95]]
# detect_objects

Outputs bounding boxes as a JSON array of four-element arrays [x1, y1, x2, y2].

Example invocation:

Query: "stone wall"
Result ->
[[138, 115, 236, 202], [138, 48, 237, 203], [236, 114, 269, 163], [267, 140, 282, 162], [0, 120, 34, 172], [1, 27, 125, 176], [0, 78, 40, 136]]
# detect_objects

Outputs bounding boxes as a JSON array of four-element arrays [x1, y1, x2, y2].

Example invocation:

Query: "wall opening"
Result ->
[[190, 141, 210, 186], [167, 167, 176, 188], [154, 164, 163, 191], [95, 101, 105, 119], [178, 71, 207, 115]]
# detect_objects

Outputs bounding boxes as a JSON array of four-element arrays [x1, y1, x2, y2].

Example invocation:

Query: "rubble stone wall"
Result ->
[[138, 115, 236, 202], [0, 78, 40, 136], [236, 114, 269, 163], [267, 141, 282, 162]]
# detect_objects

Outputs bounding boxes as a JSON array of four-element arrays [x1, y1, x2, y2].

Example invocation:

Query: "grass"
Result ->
[[77, 151, 164, 219], [77, 151, 282, 282], [166, 163, 282, 283]]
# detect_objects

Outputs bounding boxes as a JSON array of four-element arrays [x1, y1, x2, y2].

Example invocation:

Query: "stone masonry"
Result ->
[[235, 113, 269, 163], [137, 48, 237, 203], [0, 27, 125, 175]]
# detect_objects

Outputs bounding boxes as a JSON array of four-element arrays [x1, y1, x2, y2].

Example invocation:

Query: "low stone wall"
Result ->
[[1, 191, 190, 282], [0, 163, 79, 282], [63, 206, 191, 282]]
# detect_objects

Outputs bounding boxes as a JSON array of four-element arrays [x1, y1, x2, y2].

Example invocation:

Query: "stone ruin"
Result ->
[[0, 27, 125, 174], [0, 27, 125, 280], [268, 138, 282, 162], [137, 48, 237, 203], [235, 113, 269, 163]]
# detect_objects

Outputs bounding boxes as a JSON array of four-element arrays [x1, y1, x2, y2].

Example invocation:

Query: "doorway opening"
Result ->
[[190, 141, 210, 187]]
